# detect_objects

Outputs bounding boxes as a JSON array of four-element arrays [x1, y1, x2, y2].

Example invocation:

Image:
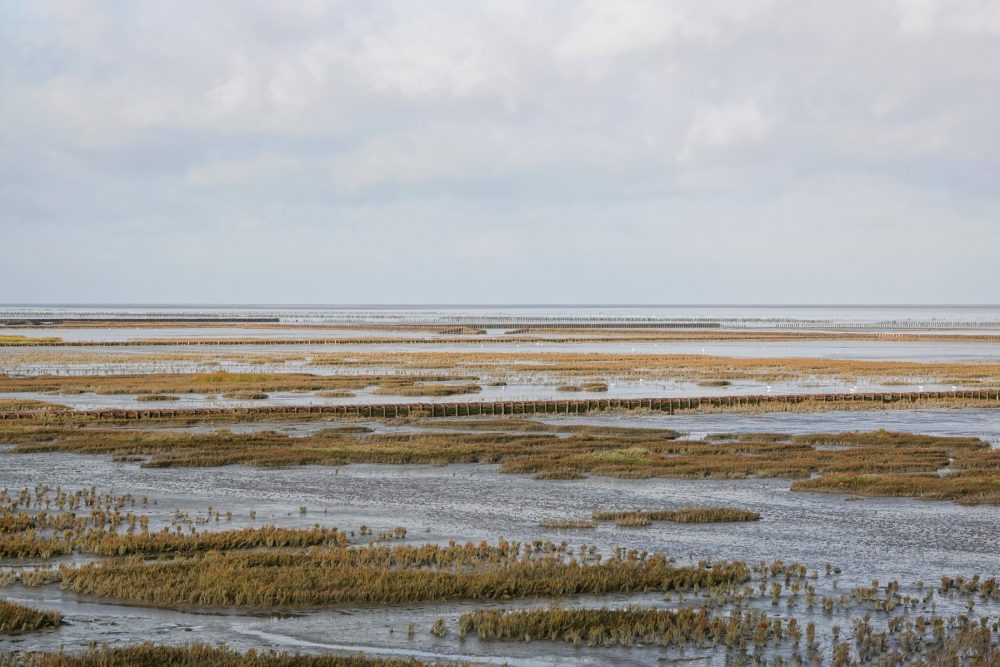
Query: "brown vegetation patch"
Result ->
[[0, 599, 61, 635], [791, 473, 1000, 505], [373, 382, 481, 397], [0, 372, 454, 396], [0, 335, 63, 344], [50, 541, 748, 608], [221, 391, 269, 400], [0, 525, 348, 560], [0, 644, 450, 666], [460, 606, 770, 647], [592, 507, 761, 523], [0, 399, 66, 412], [306, 351, 1000, 385], [2, 418, 998, 503], [539, 519, 596, 529], [557, 382, 609, 392], [532, 470, 588, 480]]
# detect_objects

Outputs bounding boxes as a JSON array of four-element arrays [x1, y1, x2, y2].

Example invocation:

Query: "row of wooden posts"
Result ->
[[2, 389, 999, 420]]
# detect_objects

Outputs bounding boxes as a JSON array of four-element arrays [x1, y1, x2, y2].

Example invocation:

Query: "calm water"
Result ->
[[4, 304, 1000, 330], [3, 405, 1000, 663], [4, 307, 1000, 663]]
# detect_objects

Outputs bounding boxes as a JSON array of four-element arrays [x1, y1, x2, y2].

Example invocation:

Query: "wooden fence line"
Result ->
[[2, 390, 999, 421]]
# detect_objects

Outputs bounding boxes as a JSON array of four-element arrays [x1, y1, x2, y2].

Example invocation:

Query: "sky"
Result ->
[[1, 0, 998, 304]]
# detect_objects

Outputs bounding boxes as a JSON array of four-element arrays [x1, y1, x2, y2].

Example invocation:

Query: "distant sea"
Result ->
[[2, 305, 999, 331]]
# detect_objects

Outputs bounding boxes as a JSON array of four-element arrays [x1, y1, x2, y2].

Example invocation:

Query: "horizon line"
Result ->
[[2, 303, 999, 309]]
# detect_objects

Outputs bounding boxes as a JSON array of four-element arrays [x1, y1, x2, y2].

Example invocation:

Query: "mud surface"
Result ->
[[3, 408, 1000, 663]]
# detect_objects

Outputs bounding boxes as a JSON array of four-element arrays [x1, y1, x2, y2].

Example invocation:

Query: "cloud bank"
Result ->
[[2, 1, 998, 303]]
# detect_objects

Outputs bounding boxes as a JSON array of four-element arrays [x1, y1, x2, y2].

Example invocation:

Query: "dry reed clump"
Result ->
[[592, 507, 761, 524], [538, 519, 596, 529], [222, 391, 269, 400], [0, 335, 63, 344], [0, 644, 455, 666], [458, 607, 1000, 664], [0, 399, 68, 413], [613, 513, 651, 527], [0, 513, 38, 533], [557, 382, 609, 392], [790, 473, 1000, 505], [0, 532, 73, 559], [52, 540, 749, 608], [939, 574, 1000, 598], [459, 606, 772, 648], [0, 523, 347, 560], [833, 612, 1000, 664], [670, 507, 761, 522], [0, 599, 61, 635], [531, 470, 587, 480], [85, 525, 349, 556], [135, 394, 178, 402], [581, 382, 609, 392], [373, 382, 481, 396]]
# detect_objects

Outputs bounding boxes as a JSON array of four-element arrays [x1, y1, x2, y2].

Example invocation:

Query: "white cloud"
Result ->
[[207, 73, 253, 117], [1, 0, 998, 302], [898, 0, 1000, 36], [678, 101, 772, 162], [348, 15, 491, 98], [897, 0, 938, 35], [555, 0, 771, 75], [556, 2, 678, 66]]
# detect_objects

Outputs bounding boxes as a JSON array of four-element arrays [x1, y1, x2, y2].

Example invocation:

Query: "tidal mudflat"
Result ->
[[3, 307, 1000, 665]]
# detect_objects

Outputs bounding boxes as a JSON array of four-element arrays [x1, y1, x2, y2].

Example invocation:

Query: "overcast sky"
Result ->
[[2, 1, 998, 304]]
